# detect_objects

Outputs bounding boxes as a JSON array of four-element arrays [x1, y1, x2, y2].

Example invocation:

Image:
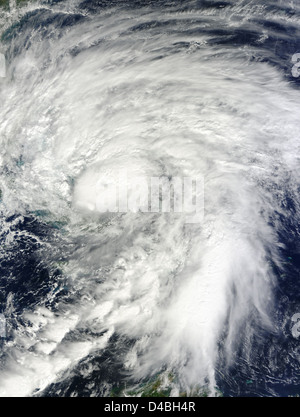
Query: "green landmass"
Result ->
[[110, 372, 222, 398], [0, 0, 31, 8]]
